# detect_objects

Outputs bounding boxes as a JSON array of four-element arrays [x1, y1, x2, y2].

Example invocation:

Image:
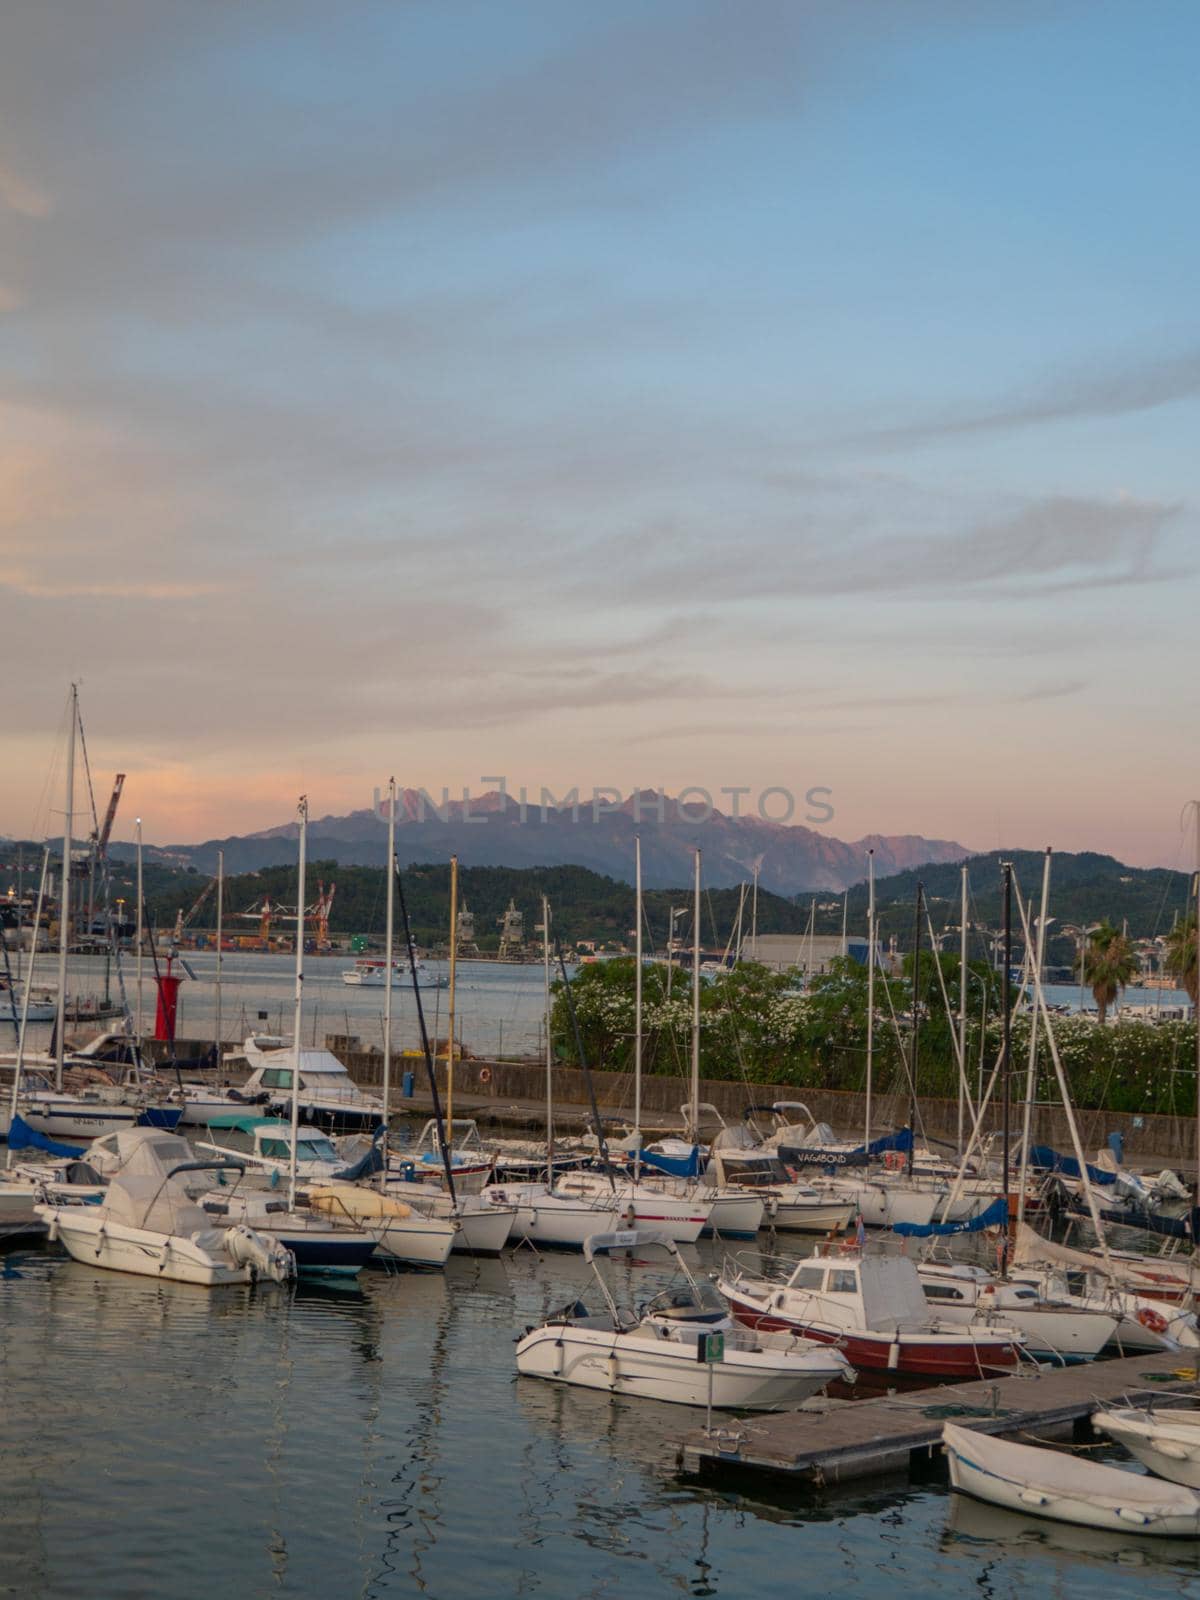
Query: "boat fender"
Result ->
[[1018, 1489, 1049, 1507], [46, 1215, 59, 1243], [623, 1207, 636, 1229], [1137, 1306, 1170, 1335], [1117, 1508, 1152, 1526], [887, 1342, 900, 1370], [1156, 1440, 1192, 1460]]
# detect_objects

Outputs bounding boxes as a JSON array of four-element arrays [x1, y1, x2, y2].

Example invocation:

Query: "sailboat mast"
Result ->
[[1017, 848, 1052, 1228], [1193, 800, 1199, 1218], [634, 834, 643, 1168], [381, 777, 396, 1179], [215, 848, 224, 1059], [542, 894, 554, 1179], [690, 847, 701, 1139], [135, 816, 143, 1037], [54, 684, 77, 1092], [1000, 860, 1013, 1276], [966, 864, 972, 1164], [446, 854, 458, 1154], [906, 882, 921, 1176], [864, 848, 875, 1149], [751, 865, 759, 961], [840, 890, 848, 959], [7, 847, 50, 1167], [288, 796, 308, 1211]]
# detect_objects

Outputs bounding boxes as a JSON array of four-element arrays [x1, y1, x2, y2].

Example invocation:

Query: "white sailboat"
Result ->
[[483, 893, 623, 1248]]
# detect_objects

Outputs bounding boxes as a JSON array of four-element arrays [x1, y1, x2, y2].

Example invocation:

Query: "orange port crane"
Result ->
[[312, 880, 336, 947]]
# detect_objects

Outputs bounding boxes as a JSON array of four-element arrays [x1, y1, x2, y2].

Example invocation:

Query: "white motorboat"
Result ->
[[1093, 1407, 1200, 1490], [341, 958, 447, 989], [917, 1260, 1118, 1363], [515, 1228, 855, 1408], [230, 1035, 385, 1135], [943, 1421, 1200, 1536], [718, 1248, 1023, 1380], [196, 1115, 349, 1181], [481, 1180, 624, 1249], [33, 1128, 294, 1287]]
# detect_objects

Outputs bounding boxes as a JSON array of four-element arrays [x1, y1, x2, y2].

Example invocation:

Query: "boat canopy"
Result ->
[[893, 1195, 1009, 1238], [203, 1112, 284, 1133], [583, 1228, 677, 1262], [5, 1113, 83, 1159]]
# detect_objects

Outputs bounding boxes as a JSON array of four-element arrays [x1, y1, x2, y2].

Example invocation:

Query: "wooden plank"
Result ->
[[678, 1351, 1200, 1485]]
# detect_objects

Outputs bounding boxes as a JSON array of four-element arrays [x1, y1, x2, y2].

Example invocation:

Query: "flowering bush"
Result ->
[[550, 957, 1197, 1114]]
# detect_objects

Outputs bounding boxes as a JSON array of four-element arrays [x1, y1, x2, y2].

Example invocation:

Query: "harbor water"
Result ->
[[3, 1236, 1200, 1600], [18, 948, 1191, 1062]]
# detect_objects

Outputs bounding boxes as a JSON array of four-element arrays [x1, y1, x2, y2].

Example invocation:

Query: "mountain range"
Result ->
[[111, 789, 967, 897]]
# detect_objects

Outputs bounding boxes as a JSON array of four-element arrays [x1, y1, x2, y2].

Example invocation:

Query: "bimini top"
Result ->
[[583, 1228, 679, 1263]]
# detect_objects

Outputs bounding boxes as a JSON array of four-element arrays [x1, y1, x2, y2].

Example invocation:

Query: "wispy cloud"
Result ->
[[852, 348, 1200, 448]]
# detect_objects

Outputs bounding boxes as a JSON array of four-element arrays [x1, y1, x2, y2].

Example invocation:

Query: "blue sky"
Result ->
[[1, 1, 1197, 867]]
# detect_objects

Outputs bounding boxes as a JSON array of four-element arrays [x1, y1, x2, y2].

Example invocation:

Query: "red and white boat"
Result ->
[[717, 1249, 1024, 1380]]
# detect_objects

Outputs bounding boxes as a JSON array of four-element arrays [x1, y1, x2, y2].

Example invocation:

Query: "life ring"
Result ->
[[479, 1067, 492, 1085], [1137, 1305, 1170, 1335]]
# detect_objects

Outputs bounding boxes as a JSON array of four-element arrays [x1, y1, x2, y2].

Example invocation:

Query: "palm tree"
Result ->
[[1077, 920, 1139, 1024], [1163, 911, 1199, 1006]]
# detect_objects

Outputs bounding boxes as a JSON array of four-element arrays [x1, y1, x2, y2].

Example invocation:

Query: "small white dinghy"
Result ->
[[1093, 1408, 1200, 1490], [942, 1421, 1200, 1537], [516, 1227, 854, 1410]]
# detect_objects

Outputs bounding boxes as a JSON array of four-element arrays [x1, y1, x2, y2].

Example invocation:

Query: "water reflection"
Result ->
[[4, 1241, 1200, 1600], [941, 1490, 1200, 1576]]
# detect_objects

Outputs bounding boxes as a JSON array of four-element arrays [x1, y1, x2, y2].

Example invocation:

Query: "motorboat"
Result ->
[[341, 958, 447, 989], [382, 1168, 516, 1254], [229, 1035, 385, 1135], [196, 1115, 348, 1181], [718, 1248, 1024, 1379], [480, 1179, 625, 1249], [515, 1228, 856, 1408], [33, 1128, 294, 1287], [1093, 1407, 1200, 1489], [916, 1259, 1118, 1363], [943, 1421, 1200, 1536]]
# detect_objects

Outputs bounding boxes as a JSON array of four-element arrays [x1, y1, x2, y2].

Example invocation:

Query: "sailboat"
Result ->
[[482, 894, 624, 1248], [16, 689, 181, 1144], [550, 846, 752, 1242]]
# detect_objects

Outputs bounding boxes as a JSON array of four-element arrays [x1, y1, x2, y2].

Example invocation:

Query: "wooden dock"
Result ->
[[678, 1351, 1200, 1488]]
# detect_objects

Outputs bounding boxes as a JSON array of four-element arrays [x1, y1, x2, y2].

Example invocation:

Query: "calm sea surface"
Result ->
[[3, 1238, 1200, 1600], [17, 949, 1191, 1063]]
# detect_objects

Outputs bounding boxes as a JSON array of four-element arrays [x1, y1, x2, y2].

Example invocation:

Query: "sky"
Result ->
[[1, 0, 1198, 869]]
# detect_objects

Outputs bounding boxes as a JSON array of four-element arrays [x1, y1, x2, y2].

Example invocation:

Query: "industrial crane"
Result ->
[[172, 876, 217, 944]]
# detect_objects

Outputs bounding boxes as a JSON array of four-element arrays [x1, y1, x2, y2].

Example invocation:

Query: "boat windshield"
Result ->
[[643, 1280, 726, 1320], [260, 1136, 339, 1163], [723, 1156, 791, 1186]]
